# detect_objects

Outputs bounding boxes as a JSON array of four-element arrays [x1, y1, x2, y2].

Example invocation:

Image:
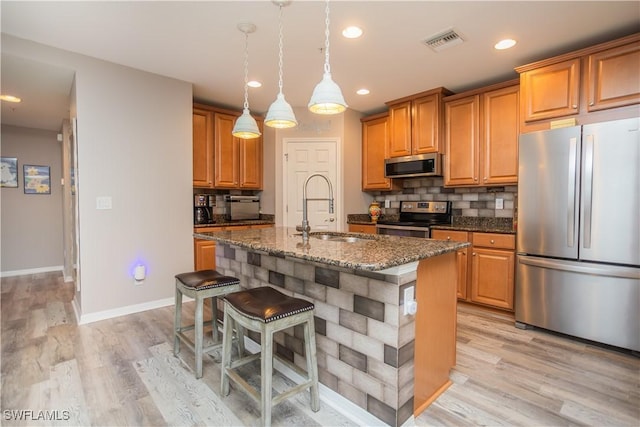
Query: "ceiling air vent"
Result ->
[[423, 29, 464, 52]]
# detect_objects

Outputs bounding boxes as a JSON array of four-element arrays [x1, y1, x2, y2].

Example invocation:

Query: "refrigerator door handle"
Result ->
[[567, 137, 578, 247], [518, 256, 640, 280], [583, 134, 594, 248]]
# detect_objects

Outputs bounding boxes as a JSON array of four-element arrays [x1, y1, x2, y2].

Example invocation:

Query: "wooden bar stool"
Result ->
[[174, 269, 242, 379], [221, 286, 319, 427]]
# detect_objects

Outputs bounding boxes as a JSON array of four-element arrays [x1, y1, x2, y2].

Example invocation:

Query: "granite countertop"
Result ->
[[194, 226, 468, 271], [431, 217, 516, 234], [193, 219, 275, 229], [347, 213, 516, 234]]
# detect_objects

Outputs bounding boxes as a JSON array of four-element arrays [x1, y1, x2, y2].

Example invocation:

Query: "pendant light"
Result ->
[[232, 22, 261, 139], [265, 1, 297, 129], [308, 0, 347, 115]]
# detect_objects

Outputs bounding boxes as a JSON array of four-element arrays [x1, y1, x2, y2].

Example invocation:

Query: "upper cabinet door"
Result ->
[[445, 95, 480, 186], [482, 85, 519, 185], [412, 94, 440, 154], [521, 58, 580, 122], [587, 42, 640, 112], [238, 121, 263, 189], [388, 101, 412, 158], [193, 108, 214, 188], [362, 115, 393, 191], [214, 112, 239, 188]]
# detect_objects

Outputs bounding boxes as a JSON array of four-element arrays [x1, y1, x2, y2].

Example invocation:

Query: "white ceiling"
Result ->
[[1, 1, 639, 131]]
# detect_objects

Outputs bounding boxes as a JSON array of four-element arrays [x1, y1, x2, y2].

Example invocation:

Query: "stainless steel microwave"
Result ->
[[384, 153, 442, 178]]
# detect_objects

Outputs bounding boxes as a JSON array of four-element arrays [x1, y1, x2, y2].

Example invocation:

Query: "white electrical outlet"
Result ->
[[403, 286, 416, 315], [384, 199, 390, 208], [495, 198, 504, 210]]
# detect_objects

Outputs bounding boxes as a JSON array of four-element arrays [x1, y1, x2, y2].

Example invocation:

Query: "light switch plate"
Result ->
[[96, 196, 112, 210]]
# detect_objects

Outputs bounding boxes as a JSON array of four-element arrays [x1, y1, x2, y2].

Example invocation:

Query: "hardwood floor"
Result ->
[[1, 272, 638, 426]]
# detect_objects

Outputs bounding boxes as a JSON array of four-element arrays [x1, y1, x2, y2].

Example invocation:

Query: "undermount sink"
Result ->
[[309, 232, 373, 243]]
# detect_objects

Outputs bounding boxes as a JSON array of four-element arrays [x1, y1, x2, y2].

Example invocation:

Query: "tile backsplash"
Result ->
[[371, 177, 517, 219]]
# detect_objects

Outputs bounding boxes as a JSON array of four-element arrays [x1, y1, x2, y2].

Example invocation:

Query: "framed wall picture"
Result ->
[[23, 164, 51, 194], [1, 157, 18, 188]]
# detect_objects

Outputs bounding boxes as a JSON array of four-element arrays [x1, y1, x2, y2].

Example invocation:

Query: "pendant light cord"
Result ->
[[277, 5, 284, 94], [242, 30, 250, 110], [323, 0, 331, 74]]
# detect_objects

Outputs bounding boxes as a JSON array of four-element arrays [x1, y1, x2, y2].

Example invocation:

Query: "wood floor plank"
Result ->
[[2, 273, 639, 427], [136, 342, 245, 426]]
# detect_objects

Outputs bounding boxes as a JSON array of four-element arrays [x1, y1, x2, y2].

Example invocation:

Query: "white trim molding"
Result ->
[[1, 265, 63, 278]]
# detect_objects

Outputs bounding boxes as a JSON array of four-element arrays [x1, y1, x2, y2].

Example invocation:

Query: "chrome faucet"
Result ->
[[297, 173, 334, 241]]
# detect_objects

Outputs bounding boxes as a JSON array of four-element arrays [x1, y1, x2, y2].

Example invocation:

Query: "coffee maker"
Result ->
[[194, 194, 213, 225]]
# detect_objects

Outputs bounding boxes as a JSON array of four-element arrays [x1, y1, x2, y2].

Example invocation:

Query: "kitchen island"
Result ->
[[194, 227, 468, 427]]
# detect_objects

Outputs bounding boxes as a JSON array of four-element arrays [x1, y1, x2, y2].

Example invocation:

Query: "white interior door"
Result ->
[[284, 139, 338, 231]]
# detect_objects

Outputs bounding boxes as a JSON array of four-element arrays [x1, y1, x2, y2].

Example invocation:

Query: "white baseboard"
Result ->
[[77, 295, 196, 325], [1, 265, 63, 278], [78, 296, 176, 325], [243, 338, 392, 427]]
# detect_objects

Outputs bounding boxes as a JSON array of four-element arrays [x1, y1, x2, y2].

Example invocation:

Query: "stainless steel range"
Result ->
[[376, 201, 452, 238]]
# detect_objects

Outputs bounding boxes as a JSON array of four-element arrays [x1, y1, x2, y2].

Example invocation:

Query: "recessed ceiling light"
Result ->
[[247, 80, 262, 88], [494, 39, 516, 50], [0, 94, 22, 103], [342, 26, 363, 39], [356, 89, 370, 95]]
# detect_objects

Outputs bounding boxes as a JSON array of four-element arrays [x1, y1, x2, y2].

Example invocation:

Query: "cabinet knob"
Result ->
[[589, 101, 594, 106], [472, 252, 476, 256], [490, 239, 495, 244], [572, 104, 578, 109], [447, 236, 451, 240], [474, 177, 478, 181]]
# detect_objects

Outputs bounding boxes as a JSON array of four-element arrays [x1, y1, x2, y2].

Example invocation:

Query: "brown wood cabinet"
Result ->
[[348, 224, 377, 234], [193, 224, 273, 271], [470, 233, 515, 310], [520, 58, 580, 122], [431, 229, 515, 311], [194, 238, 216, 270], [193, 108, 214, 188], [430, 230, 469, 300], [214, 114, 263, 190], [516, 33, 640, 131], [386, 87, 452, 157], [444, 81, 519, 187], [587, 41, 640, 112], [193, 103, 263, 190], [361, 113, 398, 191]]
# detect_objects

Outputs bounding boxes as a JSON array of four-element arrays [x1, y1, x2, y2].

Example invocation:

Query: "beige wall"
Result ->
[[1, 125, 64, 272], [3, 35, 194, 320]]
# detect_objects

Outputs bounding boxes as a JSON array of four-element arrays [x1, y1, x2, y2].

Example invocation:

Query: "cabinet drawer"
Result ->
[[348, 224, 377, 234], [431, 229, 469, 242], [472, 232, 515, 250]]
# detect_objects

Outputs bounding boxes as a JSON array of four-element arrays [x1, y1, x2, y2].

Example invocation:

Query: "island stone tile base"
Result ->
[[215, 243, 417, 427]]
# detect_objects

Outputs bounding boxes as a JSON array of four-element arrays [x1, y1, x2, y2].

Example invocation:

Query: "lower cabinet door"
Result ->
[[471, 247, 514, 309], [194, 239, 216, 271]]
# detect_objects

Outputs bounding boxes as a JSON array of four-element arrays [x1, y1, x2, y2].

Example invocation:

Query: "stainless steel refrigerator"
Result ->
[[516, 117, 640, 352]]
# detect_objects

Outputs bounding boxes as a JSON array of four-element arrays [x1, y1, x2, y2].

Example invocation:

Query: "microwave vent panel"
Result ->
[[423, 29, 464, 52]]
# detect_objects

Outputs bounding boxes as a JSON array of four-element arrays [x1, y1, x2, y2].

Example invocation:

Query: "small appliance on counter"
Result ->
[[194, 194, 214, 225], [225, 195, 260, 221]]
